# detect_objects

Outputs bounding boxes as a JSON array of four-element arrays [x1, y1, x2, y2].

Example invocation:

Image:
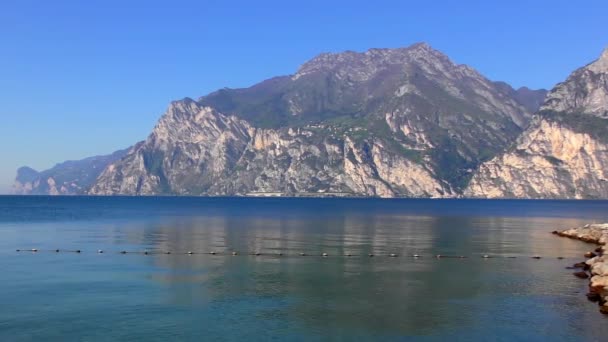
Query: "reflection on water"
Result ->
[[114, 214, 593, 258], [1, 197, 608, 340]]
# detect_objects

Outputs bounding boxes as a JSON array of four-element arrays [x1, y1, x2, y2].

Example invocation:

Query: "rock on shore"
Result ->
[[554, 223, 608, 314], [555, 223, 608, 247]]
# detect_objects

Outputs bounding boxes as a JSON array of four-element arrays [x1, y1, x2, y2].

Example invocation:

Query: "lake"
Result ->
[[1, 196, 607, 341]]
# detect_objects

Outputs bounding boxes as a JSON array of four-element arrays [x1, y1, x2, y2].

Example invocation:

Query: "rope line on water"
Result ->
[[13, 249, 573, 260]]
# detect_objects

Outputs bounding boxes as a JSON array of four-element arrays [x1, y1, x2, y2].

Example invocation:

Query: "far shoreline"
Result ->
[[3, 194, 608, 202]]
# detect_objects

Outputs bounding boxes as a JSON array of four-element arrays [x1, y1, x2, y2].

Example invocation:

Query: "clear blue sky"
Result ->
[[1, 0, 607, 193]]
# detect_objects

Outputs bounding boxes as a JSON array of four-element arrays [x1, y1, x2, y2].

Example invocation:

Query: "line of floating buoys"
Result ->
[[435, 255, 467, 259], [13, 249, 569, 260]]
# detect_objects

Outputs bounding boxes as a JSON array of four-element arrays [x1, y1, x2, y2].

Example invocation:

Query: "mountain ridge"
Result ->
[[87, 43, 544, 197], [13, 148, 130, 195], [465, 47, 608, 199], [14, 43, 549, 197]]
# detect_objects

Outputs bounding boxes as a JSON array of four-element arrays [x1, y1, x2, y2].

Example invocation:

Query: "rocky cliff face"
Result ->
[[13, 148, 129, 195], [89, 43, 543, 197], [90, 99, 451, 197], [465, 48, 608, 199], [540, 48, 608, 118]]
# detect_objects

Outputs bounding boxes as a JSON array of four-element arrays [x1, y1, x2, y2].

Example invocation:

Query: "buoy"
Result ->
[[98, 250, 103, 254], [322, 253, 328, 257], [389, 253, 398, 257], [144, 251, 149, 255], [55, 249, 60, 253]]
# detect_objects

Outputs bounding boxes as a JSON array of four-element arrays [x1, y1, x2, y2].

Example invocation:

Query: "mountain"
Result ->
[[12, 148, 130, 195], [465, 48, 608, 199], [88, 43, 544, 197], [492, 82, 548, 113]]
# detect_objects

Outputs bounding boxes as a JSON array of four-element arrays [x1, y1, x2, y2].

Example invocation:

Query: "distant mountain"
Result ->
[[466, 48, 608, 198], [87, 43, 543, 197], [13, 148, 130, 195], [492, 82, 548, 113]]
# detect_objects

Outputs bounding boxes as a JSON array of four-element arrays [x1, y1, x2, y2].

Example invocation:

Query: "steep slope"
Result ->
[[200, 44, 542, 189], [13, 148, 130, 195], [465, 48, 608, 199], [90, 43, 542, 197], [90, 98, 451, 197], [492, 82, 548, 113]]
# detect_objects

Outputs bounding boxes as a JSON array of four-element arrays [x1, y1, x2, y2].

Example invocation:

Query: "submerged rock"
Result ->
[[587, 292, 602, 302]]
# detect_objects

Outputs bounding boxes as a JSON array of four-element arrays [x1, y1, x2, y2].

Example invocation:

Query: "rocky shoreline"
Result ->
[[553, 223, 608, 314]]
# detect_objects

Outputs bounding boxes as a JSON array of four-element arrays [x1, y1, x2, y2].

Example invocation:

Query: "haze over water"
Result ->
[[1, 197, 608, 341]]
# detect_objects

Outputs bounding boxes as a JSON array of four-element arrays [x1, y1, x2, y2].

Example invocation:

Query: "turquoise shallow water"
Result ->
[[1, 197, 608, 341]]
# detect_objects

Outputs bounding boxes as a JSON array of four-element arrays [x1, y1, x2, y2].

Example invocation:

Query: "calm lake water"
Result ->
[[1, 196, 608, 341]]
